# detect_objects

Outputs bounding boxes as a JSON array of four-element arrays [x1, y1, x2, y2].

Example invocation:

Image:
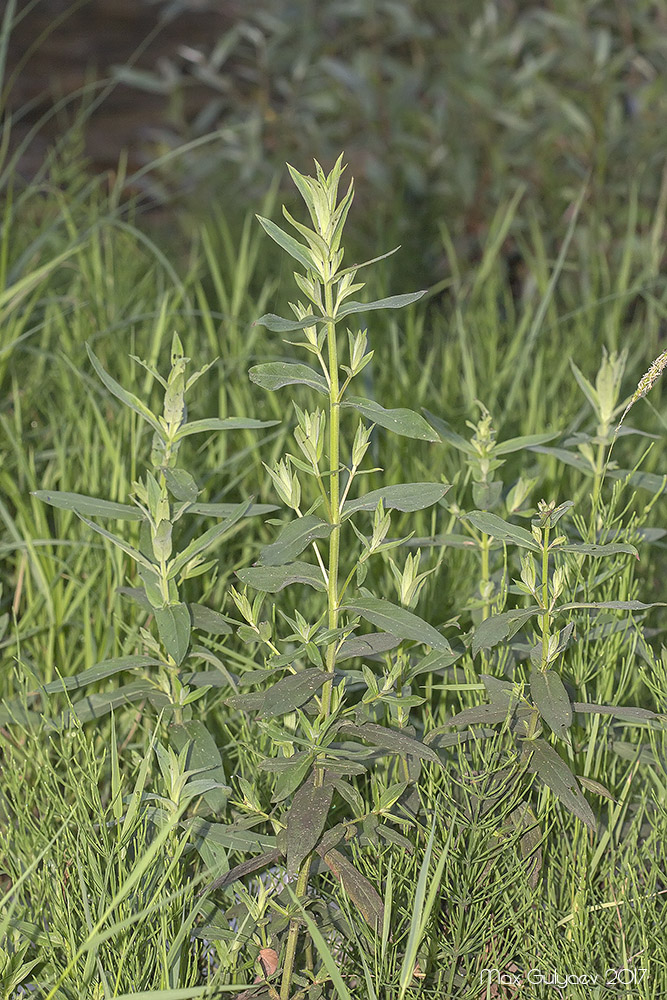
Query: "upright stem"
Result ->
[[280, 278, 340, 1000], [541, 525, 551, 669], [280, 855, 312, 1000], [322, 279, 340, 722]]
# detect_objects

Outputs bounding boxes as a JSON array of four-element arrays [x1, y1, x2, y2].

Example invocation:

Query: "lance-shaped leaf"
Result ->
[[186, 818, 277, 853], [335, 290, 426, 319], [60, 680, 157, 725], [572, 703, 657, 723], [168, 500, 252, 578], [338, 632, 400, 660], [493, 431, 559, 455], [76, 515, 156, 572], [403, 533, 477, 549], [236, 561, 326, 592], [342, 483, 450, 516], [343, 597, 451, 652], [530, 669, 572, 737], [154, 602, 191, 665], [286, 776, 334, 875], [526, 739, 596, 830], [249, 362, 329, 396], [228, 669, 329, 718], [422, 409, 476, 454], [86, 344, 163, 435], [170, 720, 228, 812], [258, 515, 333, 566], [163, 468, 198, 502], [607, 469, 667, 494], [558, 600, 665, 612], [189, 604, 233, 635], [464, 511, 540, 550], [339, 722, 441, 764], [447, 703, 529, 727], [341, 398, 438, 441], [197, 848, 283, 896], [186, 501, 278, 517], [174, 416, 279, 439], [35, 655, 163, 695], [317, 846, 384, 929], [254, 312, 329, 333], [559, 541, 639, 557], [33, 490, 142, 520], [256, 214, 316, 271], [472, 608, 540, 657], [527, 445, 593, 475]]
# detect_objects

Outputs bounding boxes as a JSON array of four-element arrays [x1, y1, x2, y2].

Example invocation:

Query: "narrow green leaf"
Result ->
[[494, 431, 559, 455], [162, 469, 199, 502], [422, 410, 476, 454], [338, 632, 400, 660], [318, 847, 384, 929], [527, 739, 596, 830], [344, 597, 451, 652], [189, 604, 233, 635], [572, 702, 656, 722], [170, 720, 228, 812], [448, 703, 525, 726], [342, 398, 439, 441], [560, 541, 638, 557], [33, 490, 143, 520], [174, 416, 280, 439], [77, 515, 156, 572], [254, 312, 327, 333], [342, 483, 450, 516], [339, 722, 441, 764], [464, 511, 540, 550], [227, 670, 329, 718], [530, 669, 572, 737], [286, 776, 333, 875], [86, 344, 163, 435], [37, 656, 163, 695], [236, 561, 326, 592], [185, 501, 277, 518], [558, 600, 665, 611], [258, 515, 333, 566], [154, 603, 191, 665], [335, 291, 427, 319], [197, 848, 283, 896], [63, 680, 156, 725], [472, 608, 539, 657], [249, 362, 329, 396], [256, 214, 315, 270], [186, 818, 276, 852]]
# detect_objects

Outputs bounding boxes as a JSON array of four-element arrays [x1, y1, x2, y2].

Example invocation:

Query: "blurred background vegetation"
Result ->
[[9, 0, 667, 286]]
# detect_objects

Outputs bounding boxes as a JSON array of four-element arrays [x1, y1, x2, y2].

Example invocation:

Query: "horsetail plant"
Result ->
[[217, 155, 454, 998]]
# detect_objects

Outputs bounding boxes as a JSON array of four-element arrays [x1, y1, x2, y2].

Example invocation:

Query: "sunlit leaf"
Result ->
[[236, 561, 326, 592], [249, 362, 328, 395], [344, 597, 451, 651], [342, 398, 439, 441], [33, 490, 142, 520], [530, 669, 572, 737], [342, 483, 450, 516], [258, 515, 332, 566]]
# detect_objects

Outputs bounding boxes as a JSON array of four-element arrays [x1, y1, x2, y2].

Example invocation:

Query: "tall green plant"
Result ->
[[213, 156, 453, 998], [10, 337, 277, 762]]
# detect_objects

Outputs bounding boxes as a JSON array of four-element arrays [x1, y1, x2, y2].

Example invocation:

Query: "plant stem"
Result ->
[[541, 524, 551, 669], [280, 853, 312, 1000], [321, 278, 340, 724]]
